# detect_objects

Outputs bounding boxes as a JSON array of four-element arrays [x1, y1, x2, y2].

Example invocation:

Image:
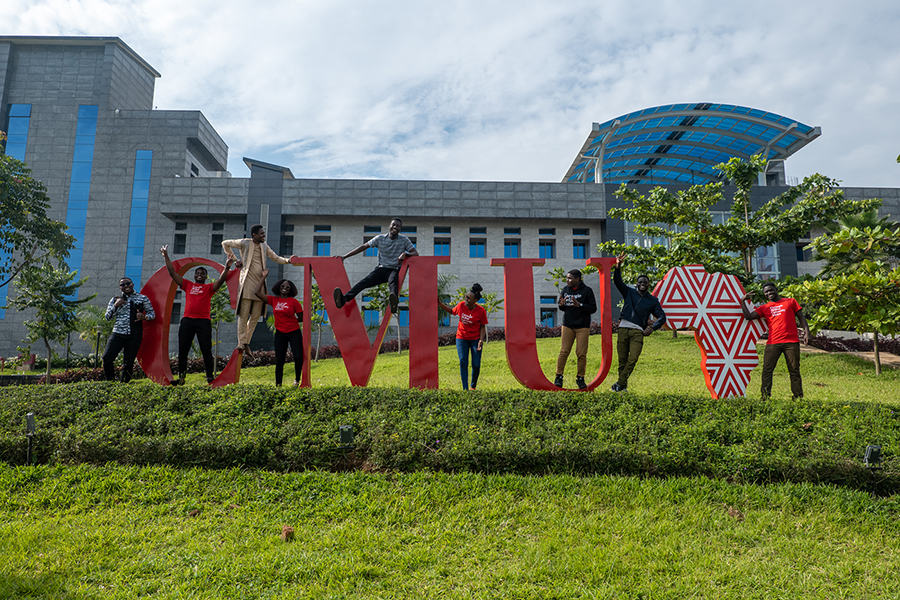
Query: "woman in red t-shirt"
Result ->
[[438, 283, 489, 390], [255, 270, 303, 386]]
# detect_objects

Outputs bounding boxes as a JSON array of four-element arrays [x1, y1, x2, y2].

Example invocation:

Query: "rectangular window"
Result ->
[[281, 235, 294, 256], [573, 241, 588, 260], [504, 239, 520, 258], [539, 240, 555, 259], [401, 226, 417, 234], [211, 233, 223, 255], [364, 236, 378, 257], [362, 296, 380, 326], [364, 225, 382, 233], [175, 222, 187, 231], [504, 227, 521, 235], [63, 104, 99, 291], [314, 224, 331, 232], [283, 224, 294, 232], [3, 103, 31, 160], [434, 226, 451, 234], [469, 227, 487, 235], [124, 150, 153, 285], [174, 233, 187, 254], [171, 302, 182, 325], [573, 228, 589, 236], [469, 239, 486, 258], [212, 222, 225, 231], [407, 236, 417, 245], [753, 244, 781, 280], [398, 307, 409, 327], [539, 228, 556, 236], [540, 296, 557, 327], [314, 237, 331, 256], [434, 238, 451, 256]]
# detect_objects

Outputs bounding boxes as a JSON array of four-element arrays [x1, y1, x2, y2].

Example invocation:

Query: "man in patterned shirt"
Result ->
[[332, 218, 418, 314], [103, 277, 156, 382]]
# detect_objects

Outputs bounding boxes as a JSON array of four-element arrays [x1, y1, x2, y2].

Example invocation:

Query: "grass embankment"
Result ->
[[3, 336, 899, 491], [3, 335, 900, 598], [3, 465, 900, 599]]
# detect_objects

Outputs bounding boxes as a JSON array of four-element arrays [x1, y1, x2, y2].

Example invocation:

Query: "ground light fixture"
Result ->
[[26, 412, 35, 465], [339, 425, 354, 448], [864, 444, 882, 497]]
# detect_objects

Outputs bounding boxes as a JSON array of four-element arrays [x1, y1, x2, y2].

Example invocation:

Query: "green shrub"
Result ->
[[1, 383, 897, 493]]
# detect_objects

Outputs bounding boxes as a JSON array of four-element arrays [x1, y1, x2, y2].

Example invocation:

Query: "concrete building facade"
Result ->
[[2, 36, 898, 358]]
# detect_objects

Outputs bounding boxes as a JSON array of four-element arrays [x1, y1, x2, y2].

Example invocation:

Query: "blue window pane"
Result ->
[[539, 243, 555, 259], [134, 157, 153, 179], [78, 105, 99, 119], [123, 266, 142, 285], [9, 104, 31, 117], [398, 309, 409, 327], [130, 207, 148, 225], [316, 309, 329, 324], [6, 118, 29, 136], [126, 246, 144, 267], [68, 183, 90, 202], [4, 142, 26, 160], [67, 210, 88, 229], [440, 313, 450, 326], [469, 241, 485, 258], [504, 242, 519, 258], [72, 143, 95, 162], [67, 248, 84, 272], [132, 179, 150, 199], [131, 197, 148, 209], [365, 246, 378, 257], [127, 226, 146, 248], [70, 162, 93, 183], [540, 310, 556, 327], [573, 244, 587, 259], [315, 241, 330, 256], [135, 149, 153, 161], [434, 241, 450, 256], [76, 118, 97, 138]]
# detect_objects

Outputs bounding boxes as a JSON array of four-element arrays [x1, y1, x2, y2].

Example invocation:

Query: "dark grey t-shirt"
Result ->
[[368, 233, 415, 269]]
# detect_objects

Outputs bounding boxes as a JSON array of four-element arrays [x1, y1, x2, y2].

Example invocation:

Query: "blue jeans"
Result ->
[[456, 338, 482, 390]]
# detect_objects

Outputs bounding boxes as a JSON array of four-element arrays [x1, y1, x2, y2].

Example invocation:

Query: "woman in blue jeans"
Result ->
[[439, 283, 489, 390]]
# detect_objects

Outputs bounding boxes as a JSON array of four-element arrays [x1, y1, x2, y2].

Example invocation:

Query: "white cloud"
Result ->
[[3, 0, 899, 186]]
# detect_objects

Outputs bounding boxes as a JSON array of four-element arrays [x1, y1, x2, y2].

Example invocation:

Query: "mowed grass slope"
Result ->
[[3, 465, 900, 599], [3, 334, 900, 598]]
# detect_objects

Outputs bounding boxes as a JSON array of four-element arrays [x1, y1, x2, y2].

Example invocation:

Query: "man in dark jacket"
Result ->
[[612, 253, 666, 392], [554, 269, 598, 389]]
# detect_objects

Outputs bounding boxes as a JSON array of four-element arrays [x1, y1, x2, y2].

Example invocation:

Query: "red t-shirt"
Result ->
[[180, 281, 214, 320], [756, 298, 802, 344], [451, 302, 488, 340], [267, 296, 303, 333]]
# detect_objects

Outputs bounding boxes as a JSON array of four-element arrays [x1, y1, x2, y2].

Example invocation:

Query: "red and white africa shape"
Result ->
[[652, 265, 766, 399]]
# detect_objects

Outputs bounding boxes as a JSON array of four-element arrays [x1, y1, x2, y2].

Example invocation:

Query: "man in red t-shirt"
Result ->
[[161, 246, 233, 385], [741, 282, 810, 399]]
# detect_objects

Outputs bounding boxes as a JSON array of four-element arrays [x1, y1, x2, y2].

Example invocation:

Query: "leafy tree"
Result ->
[[437, 273, 458, 327], [210, 284, 235, 374], [598, 156, 881, 284], [452, 286, 504, 321], [784, 226, 900, 375], [5, 264, 94, 380], [0, 132, 75, 288], [308, 283, 327, 361], [76, 303, 114, 367], [545, 265, 598, 292], [363, 283, 408, 354]]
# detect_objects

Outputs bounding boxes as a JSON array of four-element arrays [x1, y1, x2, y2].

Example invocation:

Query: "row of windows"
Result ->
[[280, 225, 590, 236], [64, 105, 99, 291], [0, 104, 32, 318], [124, 150, 153, 284]]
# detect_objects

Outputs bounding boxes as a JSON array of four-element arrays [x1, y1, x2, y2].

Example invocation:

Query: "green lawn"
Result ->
[[3, 334, 900, 598], [229, 333, 899, 404], [3, 465, 900, 599]]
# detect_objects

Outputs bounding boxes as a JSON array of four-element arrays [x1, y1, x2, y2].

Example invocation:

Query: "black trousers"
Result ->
[[178, 317, 214, 381], [274, 328, 303, 386], [343, 266, 400, 302], [103, 332, 142, 382], [761, 342, 803, 399]]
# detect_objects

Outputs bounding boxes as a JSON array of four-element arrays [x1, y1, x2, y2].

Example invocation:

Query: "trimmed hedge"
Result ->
[[1, 383, 898, 494]]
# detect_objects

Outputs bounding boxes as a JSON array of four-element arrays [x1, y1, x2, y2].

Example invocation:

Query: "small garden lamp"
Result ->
[[864, 444, 882, 468]]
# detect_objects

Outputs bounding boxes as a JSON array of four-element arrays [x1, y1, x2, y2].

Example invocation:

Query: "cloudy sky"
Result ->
[[3, 0, 899, 187]]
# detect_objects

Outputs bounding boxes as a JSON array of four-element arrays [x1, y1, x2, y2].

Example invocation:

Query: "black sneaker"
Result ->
[[333, 287, 345, 308], [389, 293, 399, 314], [554, 374, 563, 387], [576, 376, 587, 389], [611, 382, 626, 392]]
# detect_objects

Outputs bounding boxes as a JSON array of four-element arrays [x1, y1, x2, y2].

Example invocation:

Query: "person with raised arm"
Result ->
[[438, 283, 489, 391], [221, 224, 297, 358], [611, 253, 666, 392], [255, 269, 304, 387], [332, 218, 418, 315], [160, 245, 233, 385], [741, 281, 810, 399]]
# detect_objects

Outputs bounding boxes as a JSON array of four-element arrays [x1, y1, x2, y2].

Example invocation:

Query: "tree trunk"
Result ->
[[873, 332, 881, 376], [316, 326, 322, 362], [44, 338, 52, 383]]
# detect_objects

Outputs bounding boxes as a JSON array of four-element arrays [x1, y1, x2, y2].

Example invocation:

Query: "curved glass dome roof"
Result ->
[[563, 103, 820, 185]]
